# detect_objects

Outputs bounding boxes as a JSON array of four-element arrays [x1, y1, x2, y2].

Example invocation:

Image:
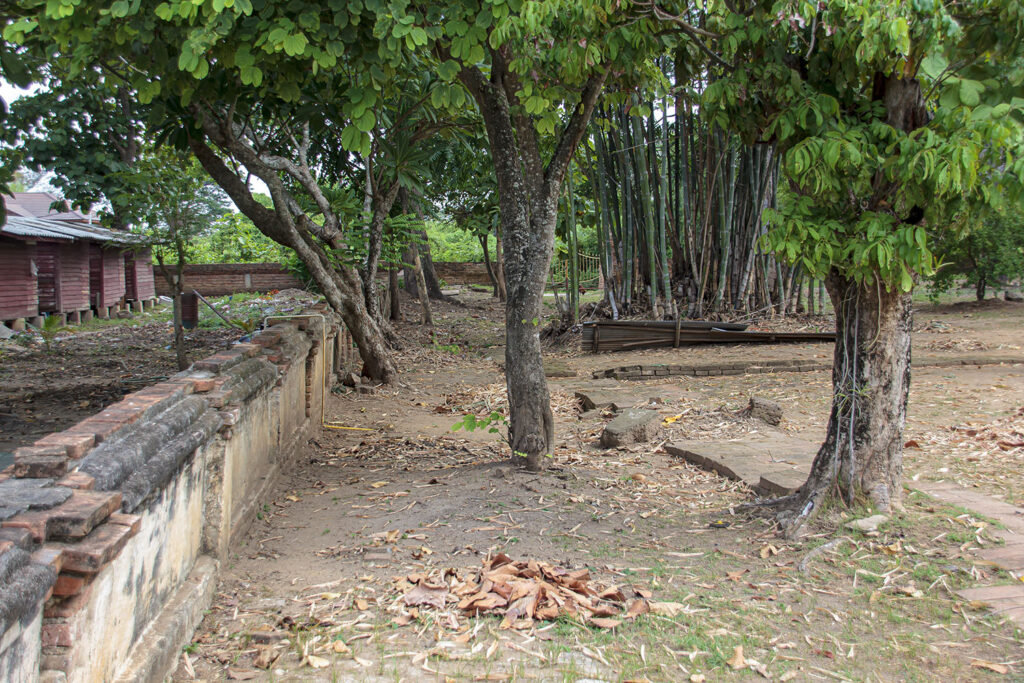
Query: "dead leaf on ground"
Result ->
[[306, 654, 331, 669], [403, 582, 450, 609], [726, 645, 747, 670], [226, 669, 260, 680], [391, 554, 636, 629], [971, 659, 1010, 674], [253, 646, 280, 669], [649, 601, 686, 617], [625, 598, 651, 619]]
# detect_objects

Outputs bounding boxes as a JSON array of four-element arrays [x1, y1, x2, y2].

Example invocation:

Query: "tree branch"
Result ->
[[544, 69, 609, 191]]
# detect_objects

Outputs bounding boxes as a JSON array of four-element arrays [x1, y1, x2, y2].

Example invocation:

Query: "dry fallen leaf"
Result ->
[[370, 480, 390, 488], [306, 655, 330, 669], [689, 674, 706, 683], [780, 670, 799, 681], [726, 646, 747, 670], [332, 640, 351, 654], [649, 601, 686, 617], [625, 598, 651, 619], [589, 617, 622, 629], [253, 646, 279, 669], [354, 598, 370, 611], [971, 659, 1010, 674], [226, 669, 259, 681], [404, 583, 450, 609]]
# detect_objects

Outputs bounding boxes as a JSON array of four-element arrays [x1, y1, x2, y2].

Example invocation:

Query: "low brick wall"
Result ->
[[0, 307, 358, 682], [155, 261, 493, 296], [155, 263, 304, 297], [433, 261, 491, 286]]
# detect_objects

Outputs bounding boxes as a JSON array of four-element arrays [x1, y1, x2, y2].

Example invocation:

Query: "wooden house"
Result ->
[[0, 216, 152, 327]]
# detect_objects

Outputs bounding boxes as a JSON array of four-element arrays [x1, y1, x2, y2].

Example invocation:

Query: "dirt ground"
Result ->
[[0, 314, 238, 460], [0, 290, 326, 464], [170, 291, 1023, 682]]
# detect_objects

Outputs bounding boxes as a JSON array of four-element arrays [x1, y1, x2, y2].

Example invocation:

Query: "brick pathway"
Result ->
[[915, 481, 1024, 626]]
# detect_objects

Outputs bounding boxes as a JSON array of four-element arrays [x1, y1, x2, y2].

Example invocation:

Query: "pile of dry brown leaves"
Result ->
[[436, 383, 581, 418], [395, 553, 661, 631]]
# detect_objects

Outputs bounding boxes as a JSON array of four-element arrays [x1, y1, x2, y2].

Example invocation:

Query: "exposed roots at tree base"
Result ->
[[740, 483, 841, 541], [741, 479, 896, 541]]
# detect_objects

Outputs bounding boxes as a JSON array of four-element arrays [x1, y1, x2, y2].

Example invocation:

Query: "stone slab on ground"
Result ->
[[543, 361, 577, 378], [957, 584, 1024, 626], [918, 480, 1024, 626], [601, 409, 661, 448], [665, 437, 815, 494], [915, 481, 1024, 533]]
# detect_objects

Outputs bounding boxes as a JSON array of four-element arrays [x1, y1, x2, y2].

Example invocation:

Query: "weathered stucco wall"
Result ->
[[0, 304, 353, 682]]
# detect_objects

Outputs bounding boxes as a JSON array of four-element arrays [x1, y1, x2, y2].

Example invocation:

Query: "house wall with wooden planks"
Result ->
[[100, 248, 126, 307], [131, 249, 156, 300], [35, 242, 62, 313], [59, 242, 91, 312], [0, 238, 39, 319]]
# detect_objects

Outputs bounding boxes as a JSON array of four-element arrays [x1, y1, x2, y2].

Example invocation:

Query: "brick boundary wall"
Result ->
[[155, 263, 305, 297], [155, 262, 495, 297], [593, 355, 1024, 380], [0, 307, 358, 682], [431, 262, 491, 286]]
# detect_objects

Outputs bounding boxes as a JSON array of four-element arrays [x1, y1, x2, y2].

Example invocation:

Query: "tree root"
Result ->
[[737, 492, 801, 512], [797, 536, 852, 573]]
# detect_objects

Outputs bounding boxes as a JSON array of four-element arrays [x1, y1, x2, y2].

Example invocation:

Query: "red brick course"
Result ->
[[34, 431, 96, 459]]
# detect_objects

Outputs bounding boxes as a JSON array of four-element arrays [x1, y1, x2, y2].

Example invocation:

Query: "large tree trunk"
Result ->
[[457, 52, 604, 471], [778, 272, 912, 538], [503, 201, 557, 471]]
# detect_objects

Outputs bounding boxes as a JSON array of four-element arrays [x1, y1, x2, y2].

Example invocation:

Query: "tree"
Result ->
[[929, 208, 1024, 301], [2, 65, 144, 229], [0, 40, 34, 223], [6, 0, 451, 383], [193, 210, 293, 265], [119, 147, 228, 370], [381, 1, 677, 470], [702, 0, 1024, 534]]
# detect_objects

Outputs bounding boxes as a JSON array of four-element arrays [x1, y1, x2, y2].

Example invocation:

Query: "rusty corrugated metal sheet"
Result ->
[[582, 320, 834, 352]]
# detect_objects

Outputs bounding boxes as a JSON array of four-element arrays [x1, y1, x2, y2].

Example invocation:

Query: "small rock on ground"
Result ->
[[845, 514, 889, 532], [601, 408, 660, 448]]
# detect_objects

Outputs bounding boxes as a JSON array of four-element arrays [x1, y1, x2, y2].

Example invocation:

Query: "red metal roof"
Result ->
[[5, 191, 100, 223]]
